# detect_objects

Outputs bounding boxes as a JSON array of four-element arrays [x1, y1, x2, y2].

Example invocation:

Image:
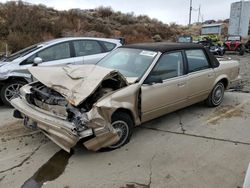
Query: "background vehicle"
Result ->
[[0, 37, 123, 106], [245, 39, 250, 53], [223, 35, 245, 55], [197, 35, 225, 56], [177, 35, 193, 43], [12, 43, 241, 152]]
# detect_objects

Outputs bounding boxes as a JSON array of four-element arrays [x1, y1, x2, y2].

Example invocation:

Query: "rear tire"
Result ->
[[106, 112, 134, 150], [239, 45, 245, 56], [0, 80, 26, 107], [206, 82, 225, 107]]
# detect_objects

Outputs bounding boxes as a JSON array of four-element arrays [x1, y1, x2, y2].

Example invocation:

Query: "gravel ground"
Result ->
[[225, 53, 250, 92]]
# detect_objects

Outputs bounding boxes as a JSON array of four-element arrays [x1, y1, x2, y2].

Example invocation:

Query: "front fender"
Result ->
[[94, 84, 141, 126], [7, 72, 32, 82]]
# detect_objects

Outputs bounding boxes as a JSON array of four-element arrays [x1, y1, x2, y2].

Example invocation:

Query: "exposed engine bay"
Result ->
[[26, 75, 126, 133]]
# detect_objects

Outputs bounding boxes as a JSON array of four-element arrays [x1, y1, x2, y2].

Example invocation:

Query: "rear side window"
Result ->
[[73, 40, 103, 56], [151, 52, 184, 80], [186, 49, 210, 73], [37, 42, 71, 62], [102, 41, 116, 51]]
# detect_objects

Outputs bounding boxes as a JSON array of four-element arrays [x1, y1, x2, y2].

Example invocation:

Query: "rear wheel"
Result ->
[[107, 112, 134, 150], [0, 80, 26, 106], [206, 82, 225, 107], [239, 45, 245, 55]]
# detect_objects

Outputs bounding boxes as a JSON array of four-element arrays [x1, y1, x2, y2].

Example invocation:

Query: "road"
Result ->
[[0, 91, 250, 188], [0, 53, 250, 188]]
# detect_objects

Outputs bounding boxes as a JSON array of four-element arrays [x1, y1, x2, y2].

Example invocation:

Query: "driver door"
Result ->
[[36, 42, 73, 67], [141, 51, 188, 123]]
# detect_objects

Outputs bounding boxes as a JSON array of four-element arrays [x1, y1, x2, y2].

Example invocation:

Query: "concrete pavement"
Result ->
[[0, 92, 250, 188]]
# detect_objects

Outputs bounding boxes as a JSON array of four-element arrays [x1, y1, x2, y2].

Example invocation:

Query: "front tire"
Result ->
[[107, 112, 134, 150], [206, 82, 225, 107], [0, 80, 26, 106]]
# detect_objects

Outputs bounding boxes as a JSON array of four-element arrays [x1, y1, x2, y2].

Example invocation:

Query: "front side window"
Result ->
[[73, 40, 103, 56], [20, 54, 36, 65], [37, 42, 70, 62], [150, 52, 184, 80], [186, 49, 210, 73]]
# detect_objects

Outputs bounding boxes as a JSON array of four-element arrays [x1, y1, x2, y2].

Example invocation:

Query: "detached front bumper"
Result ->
[[11, 98, 119, 152], [11, 97, 93, 152], [11, 97, 120, 152]]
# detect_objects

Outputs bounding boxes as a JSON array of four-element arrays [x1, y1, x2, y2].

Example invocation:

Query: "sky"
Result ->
[[0, 0, 239, 25]]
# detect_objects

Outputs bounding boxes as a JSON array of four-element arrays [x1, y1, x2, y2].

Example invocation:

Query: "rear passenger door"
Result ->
[[72, 40, 108, 65], [185, 49, 215, 104]]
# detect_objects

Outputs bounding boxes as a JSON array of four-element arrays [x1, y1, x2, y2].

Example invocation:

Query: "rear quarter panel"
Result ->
[[213, 59, 239, 89]]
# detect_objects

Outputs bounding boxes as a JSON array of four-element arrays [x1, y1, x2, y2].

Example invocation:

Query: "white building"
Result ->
[[228, 1, 250, 37], [201, 24, 223, 36]]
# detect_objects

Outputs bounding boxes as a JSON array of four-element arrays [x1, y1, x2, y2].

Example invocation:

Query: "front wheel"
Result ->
[[219, 49, 225, 56], [205, 82, 225, 107], [0, 80, 26, 106], [107, 112, 134, 150]]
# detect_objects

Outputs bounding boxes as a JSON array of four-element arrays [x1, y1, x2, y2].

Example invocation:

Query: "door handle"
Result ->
[[177, 82, 186, 87]]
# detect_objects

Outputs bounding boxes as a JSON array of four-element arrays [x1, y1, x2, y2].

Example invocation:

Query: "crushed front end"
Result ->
[[11, 81, 121, 153]]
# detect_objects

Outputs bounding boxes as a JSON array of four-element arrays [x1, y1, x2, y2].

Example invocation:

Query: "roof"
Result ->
[[40, 37, 121, 47], [120, 42, 204, 53], [202, 23, 223, 28]]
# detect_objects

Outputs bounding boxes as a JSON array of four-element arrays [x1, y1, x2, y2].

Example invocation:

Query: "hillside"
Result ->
[[0, 1, 197, 53]]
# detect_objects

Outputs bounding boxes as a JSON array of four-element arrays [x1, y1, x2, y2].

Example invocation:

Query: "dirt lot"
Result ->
[[0, 54, 250, 188], [228, 53, 250, 92]]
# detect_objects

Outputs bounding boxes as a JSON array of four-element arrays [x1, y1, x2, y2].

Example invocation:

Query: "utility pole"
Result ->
[[197, 5, 201, 23], [189, 0, 193, 26]]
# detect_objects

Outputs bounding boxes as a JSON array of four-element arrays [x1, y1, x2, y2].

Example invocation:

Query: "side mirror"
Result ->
[[144, 76, 163, 85], [33, 57, 43, 66]]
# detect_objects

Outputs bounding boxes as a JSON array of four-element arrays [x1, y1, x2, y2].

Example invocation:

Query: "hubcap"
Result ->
[[5, 83, 23, 101], [212, 84, 224, 105], [109, 120, 129, 149]]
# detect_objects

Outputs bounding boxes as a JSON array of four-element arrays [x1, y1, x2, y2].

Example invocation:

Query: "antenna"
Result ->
[[197, 5, 201, 23], [189, 0, 193, 26]]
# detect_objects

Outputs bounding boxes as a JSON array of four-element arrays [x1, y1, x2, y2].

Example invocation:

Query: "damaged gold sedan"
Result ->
[[11, 43, 241, 152]]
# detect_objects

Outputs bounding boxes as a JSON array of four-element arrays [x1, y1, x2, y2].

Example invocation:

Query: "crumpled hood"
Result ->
[[28, 64, 129, 106]]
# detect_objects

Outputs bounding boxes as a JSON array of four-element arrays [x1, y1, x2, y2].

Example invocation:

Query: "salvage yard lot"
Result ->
[[0, 54, 250, 188]]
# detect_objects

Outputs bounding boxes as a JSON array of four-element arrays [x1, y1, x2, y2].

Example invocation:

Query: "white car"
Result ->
[[0, 37, 123, 106]]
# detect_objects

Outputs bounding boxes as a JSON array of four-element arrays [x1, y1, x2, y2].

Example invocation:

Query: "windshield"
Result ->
[[178, 36, 192, 43], [97, 48, 157, 79], [227, 36, 241, 41], [3, 44, 42, 62]]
